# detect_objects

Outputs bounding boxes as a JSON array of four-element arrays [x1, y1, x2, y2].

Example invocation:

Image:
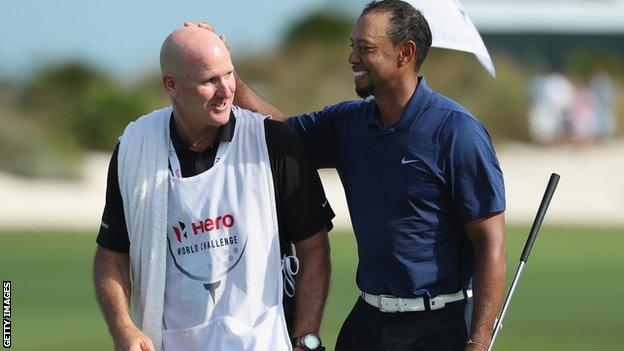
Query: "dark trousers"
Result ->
[[335, 297, 472, 351]]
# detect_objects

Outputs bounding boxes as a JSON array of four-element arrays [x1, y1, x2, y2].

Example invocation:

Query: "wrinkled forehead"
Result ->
[[352, 11, 391, 43]]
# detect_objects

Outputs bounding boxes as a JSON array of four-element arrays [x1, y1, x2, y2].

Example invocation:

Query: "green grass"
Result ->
[[1, 227, 623, 350]]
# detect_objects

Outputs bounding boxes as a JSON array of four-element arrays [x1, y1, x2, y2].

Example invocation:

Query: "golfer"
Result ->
[[93, 26, 333, 351], [196, 0, 507, 350]]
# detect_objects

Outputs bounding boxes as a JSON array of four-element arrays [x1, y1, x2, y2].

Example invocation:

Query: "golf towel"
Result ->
[[118, 106, 172, 351]]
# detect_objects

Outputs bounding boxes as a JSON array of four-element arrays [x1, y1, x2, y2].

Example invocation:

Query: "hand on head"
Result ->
[[185, 21, 213, 31], [184, 21, 228, 49]]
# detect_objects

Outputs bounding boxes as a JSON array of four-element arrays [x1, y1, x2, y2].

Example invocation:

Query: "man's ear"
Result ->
[[397, 40, 416, 68], [162, 74, 177, 97]]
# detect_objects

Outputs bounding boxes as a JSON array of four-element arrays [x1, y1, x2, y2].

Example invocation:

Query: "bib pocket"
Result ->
[[162, 304, 291, 351]]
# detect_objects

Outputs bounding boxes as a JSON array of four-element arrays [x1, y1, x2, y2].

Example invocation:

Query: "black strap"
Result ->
[[423, 295, 431, 311]]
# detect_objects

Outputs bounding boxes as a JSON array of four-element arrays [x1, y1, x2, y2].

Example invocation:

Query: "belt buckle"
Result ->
[[429, 296, 445, 310], [377, 294, 397, 313]]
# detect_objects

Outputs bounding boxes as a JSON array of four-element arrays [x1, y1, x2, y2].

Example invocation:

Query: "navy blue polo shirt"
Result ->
[[287, 77, 505, 298]]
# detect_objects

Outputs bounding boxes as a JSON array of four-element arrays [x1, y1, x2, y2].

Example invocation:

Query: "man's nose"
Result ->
[[216, 80, 234, 98], [348, 49, 360, 65]]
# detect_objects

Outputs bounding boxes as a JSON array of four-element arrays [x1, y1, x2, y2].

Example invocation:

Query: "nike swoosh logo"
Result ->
[[401, 157, 419, 165], [322, 199, 328, 207]]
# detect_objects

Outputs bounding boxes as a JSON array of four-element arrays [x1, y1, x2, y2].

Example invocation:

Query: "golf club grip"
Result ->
[[519, 173, 560, 263]]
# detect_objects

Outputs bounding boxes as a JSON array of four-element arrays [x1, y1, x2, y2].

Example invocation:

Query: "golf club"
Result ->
[[488, 172, 561, 351]]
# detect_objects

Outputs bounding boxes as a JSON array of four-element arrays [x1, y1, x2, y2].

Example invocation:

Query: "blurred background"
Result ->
[[1, 0, 622, 350]]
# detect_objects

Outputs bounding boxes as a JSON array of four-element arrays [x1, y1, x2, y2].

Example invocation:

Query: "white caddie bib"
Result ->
[[161, 108, 291, 351]]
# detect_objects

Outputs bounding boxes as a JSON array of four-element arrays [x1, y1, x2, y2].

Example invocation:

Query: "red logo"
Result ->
[[172, 214, 235, 243], [191, 214, 235, 235]]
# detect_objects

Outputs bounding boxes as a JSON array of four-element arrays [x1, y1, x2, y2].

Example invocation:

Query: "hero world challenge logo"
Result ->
[[167, 213, 246, 285], [171, 214, 235, 243]]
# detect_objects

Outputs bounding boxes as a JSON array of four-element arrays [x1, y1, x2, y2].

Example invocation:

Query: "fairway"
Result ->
[[1, 227, 622, 350]]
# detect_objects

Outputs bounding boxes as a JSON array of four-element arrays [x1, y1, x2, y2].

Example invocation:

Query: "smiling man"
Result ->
[[225, 0, 507, 350], [93, 27, 333, 351]]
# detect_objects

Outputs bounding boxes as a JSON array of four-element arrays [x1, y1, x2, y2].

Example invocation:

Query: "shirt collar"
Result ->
[[367, 76, 433, 132], [169, 111, 236, 153]]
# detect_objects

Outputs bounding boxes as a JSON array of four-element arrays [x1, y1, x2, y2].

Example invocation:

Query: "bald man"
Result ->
[[93, 27, 333, 351]]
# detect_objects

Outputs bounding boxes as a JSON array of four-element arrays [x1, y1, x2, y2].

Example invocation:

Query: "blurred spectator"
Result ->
[[529, 71, 574, 145], [569, 85, 597, 144], [590, 71, 616, 141]]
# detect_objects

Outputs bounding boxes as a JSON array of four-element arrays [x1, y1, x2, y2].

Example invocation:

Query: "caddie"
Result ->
[[93, 26, 333, 351]]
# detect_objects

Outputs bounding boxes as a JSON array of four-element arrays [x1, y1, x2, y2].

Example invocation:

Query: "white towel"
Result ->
[[118, 106, 172, 351]]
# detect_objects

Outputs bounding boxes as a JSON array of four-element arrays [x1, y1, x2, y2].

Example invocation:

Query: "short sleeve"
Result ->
[[446, 114, 506, 224], [287, 103, 345, 169], [96, 144, 131, 253], [265, 119, 335, 244]]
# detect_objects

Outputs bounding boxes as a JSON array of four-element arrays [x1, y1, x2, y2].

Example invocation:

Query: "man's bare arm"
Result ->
[[464, 212, 506, 351], [292, 229, 331, 339], [233, 72, 286, 121], [93, 246, 155, 351]]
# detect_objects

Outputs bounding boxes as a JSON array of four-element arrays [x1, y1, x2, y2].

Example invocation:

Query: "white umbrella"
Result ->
[[406, 0, 496, 77]]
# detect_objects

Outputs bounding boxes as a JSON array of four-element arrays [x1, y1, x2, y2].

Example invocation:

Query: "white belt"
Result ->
[[361, 289, 472, 313]]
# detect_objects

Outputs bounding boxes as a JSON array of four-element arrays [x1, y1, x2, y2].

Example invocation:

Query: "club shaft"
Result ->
[[488, 262, 525, 351]]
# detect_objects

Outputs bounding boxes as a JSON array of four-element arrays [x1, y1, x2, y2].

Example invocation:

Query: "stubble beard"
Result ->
[[355, 84, 375, 99]]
